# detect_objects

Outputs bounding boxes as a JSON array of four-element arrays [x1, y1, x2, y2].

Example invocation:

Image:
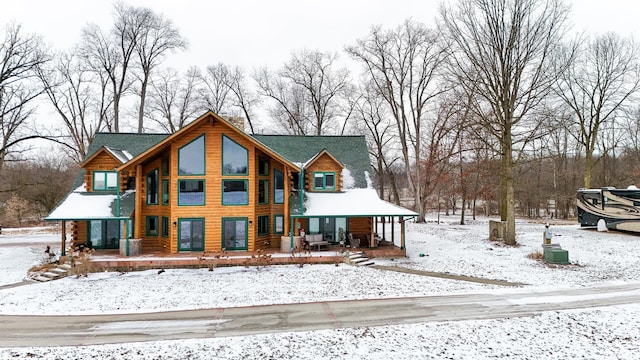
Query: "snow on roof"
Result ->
[[342, 167, 355, 190], [303, 188, 418, 217], [104, 146, 133, 164], [45, 186, 118, 221]]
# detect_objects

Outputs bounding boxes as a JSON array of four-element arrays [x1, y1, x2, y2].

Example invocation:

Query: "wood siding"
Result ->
[[83, 152, 122, 192], [305, 152, 343, 192]]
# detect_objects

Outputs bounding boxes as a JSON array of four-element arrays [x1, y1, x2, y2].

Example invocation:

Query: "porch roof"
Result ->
[[298, 188, 418, 218], [45, 186, 135, 221]]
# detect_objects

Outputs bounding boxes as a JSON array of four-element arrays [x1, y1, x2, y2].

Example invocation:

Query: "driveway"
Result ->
[[1, 281, 639, 347]]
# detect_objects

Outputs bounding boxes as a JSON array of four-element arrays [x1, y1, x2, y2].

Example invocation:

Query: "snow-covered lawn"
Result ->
[[1, 217, 640, 359]]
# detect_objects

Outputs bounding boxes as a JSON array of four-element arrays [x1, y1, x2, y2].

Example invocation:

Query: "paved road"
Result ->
[[2, 282, 640, 347]]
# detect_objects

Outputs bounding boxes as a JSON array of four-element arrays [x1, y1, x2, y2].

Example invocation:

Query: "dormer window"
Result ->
[[93, 171, 118, 191], [313, 172, 335, 191]]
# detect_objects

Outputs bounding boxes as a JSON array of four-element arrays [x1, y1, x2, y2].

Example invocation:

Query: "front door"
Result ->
[[178, 218, 204, 251], [223, 218, 248, 250]]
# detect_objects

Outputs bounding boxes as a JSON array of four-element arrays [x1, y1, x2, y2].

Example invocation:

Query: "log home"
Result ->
[[46, 111, 417, 255]]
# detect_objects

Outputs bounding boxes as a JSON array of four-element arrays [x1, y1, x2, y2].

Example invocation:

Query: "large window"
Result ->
[[179, 179, 205, 206], [146, 216, 158, 236], [313, 172, 336, 190], [178, 218, 204, 251], [178, 135, 205, 175], [223, 218, 247, 250], [274, 215, 284, 234], [222, 135, 248, 175], [93, 171, 118, 191], [223, 180, 248, 205], [162, 179, 169, 206], [146, 169, 158, 204], [274, 169, 284, 204], [258, 180, 269, 204]]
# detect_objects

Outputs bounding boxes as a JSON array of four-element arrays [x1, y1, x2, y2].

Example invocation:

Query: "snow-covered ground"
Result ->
[[1, 216, 640, 359]]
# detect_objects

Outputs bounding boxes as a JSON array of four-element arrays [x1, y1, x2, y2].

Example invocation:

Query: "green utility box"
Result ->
[[544, 247, 569, 264]]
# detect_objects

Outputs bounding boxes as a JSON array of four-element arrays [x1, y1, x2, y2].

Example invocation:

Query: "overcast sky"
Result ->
[[1, 0, 638, 73]]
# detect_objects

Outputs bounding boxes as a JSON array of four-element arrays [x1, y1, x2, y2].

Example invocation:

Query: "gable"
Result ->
[[252, 135, 371, 189]]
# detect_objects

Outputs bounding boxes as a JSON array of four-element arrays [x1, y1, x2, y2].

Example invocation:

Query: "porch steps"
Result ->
[[30, 261, 72, 283], [347, 252, 375, 267]]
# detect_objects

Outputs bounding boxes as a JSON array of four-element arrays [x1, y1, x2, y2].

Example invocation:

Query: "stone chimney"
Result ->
[[226, 116, 245, 132]]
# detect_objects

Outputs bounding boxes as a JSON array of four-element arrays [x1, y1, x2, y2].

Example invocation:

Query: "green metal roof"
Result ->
[[253, 135, 372, 188]]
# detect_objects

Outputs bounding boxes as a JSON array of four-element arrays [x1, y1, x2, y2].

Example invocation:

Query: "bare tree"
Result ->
[[0, 23, 49, 172], [353, 80, 398, 200], [146, 66, 204, 133], [80, 3, 148, 133], [133, 5, 187, 133], [346, 20, 450, 222], [439, 0, 570, 244], [224, 66, 260, 134], [554, 33, 640, 188], [255, 49, 352, 135], [199, 63, 233, 114], [35, 50, 105, 163]]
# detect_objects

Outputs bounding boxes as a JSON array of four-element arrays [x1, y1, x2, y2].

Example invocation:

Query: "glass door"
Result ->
[[178, 218, 205, 251], [105, 220, 120, 249], [223, 218, 248, 250]]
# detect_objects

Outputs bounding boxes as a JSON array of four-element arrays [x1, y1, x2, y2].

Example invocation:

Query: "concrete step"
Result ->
[[50, 268, 68, 275], [359, 261, 375, 266], [59, 263, 72, 270], [32, 275, 51, 282], [41, 272, 61, 279]]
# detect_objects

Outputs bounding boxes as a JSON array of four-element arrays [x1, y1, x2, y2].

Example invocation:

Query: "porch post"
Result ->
[[370, 217, 376, 249], [60, 221, 66, 256], [400, 216, 405, 250]]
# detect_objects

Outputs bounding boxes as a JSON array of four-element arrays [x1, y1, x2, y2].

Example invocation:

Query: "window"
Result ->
[[258, 215, 269, 236], [179, 179, 205, 206], [162, 216, 169, 237], [146, 169, 158, 204], [274, 169, 284, 204], [223, 180, 248, 205], [313, 172, 336, 190], [178, 135, 205, 175], [161, 156, 170, 176], [309, 217, 320, 233], [223, 218, 247, 250], [258, 180, 269, 204], [93, 171, 118, 191], [222, 135, 248, 175], [258, 157, 269, 176], [178, 218, 204, 251], [146, 216, 158, 236], [274, 215, 284, 234], [162, 179, 169, 206]]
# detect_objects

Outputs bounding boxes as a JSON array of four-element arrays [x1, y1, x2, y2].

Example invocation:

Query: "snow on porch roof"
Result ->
[[45, 186, 135, 221], [300, 188, 418, 217]]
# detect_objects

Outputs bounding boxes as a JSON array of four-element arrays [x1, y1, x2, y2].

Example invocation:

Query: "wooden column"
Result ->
[[370, 217, 376, 249], [60, 221, 66, 256]]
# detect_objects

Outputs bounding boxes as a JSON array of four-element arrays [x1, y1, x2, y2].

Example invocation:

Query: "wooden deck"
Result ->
[[82, 245, 406, 272]]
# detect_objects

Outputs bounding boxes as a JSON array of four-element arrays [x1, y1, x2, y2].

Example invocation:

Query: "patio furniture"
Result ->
[[306, 233, 330, 251]]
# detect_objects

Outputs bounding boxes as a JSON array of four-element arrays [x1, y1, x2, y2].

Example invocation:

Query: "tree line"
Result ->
[[2, 0, 640, 245]]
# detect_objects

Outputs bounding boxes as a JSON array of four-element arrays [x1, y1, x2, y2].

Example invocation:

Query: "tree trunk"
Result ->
[[502, 133, 516, 245], [584, 148, 593, 188], [138, 72, 149, 133]]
